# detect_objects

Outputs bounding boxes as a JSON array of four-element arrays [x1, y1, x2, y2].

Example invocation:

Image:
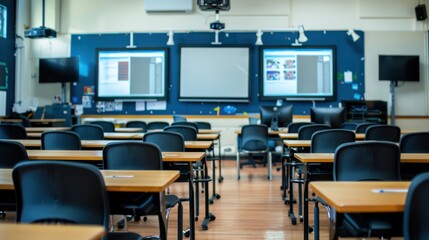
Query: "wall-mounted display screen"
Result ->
[[96, 48, 168, 100], [379, 55, 419, 82], [260, 46, 336, 101], [39, 57, 80, 83], [179, 46, 250, 102]]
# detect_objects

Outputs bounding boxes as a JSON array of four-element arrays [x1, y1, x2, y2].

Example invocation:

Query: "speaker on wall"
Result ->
[[415, 4, 427, 21]]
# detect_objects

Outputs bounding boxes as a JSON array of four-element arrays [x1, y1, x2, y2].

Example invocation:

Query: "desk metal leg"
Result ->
[[158, 192, 168, 240], [202, 157, 216, 230], [188, 163, 195, 240], [303, 172, 310, 240], [217, 137, 224, 183], [209, 146, 221, 204], [288, 159, 297, 225]]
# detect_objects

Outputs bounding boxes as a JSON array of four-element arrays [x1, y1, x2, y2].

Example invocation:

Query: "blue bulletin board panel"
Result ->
[[70, 30, 364, 116]]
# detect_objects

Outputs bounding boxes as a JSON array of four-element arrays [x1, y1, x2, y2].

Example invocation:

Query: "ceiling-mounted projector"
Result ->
[[25, 26, 57, 38], [25, 0, 57, 39], [197, 0, 230, 11]]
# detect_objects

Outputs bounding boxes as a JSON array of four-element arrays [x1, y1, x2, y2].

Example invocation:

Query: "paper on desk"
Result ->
[[371, 189, 408, 193]]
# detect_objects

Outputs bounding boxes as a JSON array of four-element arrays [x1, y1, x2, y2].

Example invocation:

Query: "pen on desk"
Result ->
[[371, 189, 408, 193], [105, 175, 134, 178]]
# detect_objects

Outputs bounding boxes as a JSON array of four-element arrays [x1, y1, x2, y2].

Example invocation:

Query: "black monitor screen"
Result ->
[[379, 55, 419, 82], [39, 57, 79, 83], [260, 105, 293, 130], [310, 107, 345, 128]]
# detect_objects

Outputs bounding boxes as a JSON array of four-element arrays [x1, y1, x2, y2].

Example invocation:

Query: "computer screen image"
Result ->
[[259, 105, 293, 130], [260, 46, 336, 101], [96, 48, 168, 100], [310, 107, 345, 128]]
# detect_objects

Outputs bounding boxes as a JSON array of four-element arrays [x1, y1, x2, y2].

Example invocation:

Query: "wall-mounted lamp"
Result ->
[[166, 30, 175, 46], [347, 29, 360, 42], [298, 25, 308, 43], [255, 30, 263, 45]]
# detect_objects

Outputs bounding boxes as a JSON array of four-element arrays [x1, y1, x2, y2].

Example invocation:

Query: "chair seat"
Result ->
[[341, 213, 403, 237]]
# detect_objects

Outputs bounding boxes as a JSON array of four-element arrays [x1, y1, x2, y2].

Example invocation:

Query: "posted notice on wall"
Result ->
[[0, 91, 6, 116]]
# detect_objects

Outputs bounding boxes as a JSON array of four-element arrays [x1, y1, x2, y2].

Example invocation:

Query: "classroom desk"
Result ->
[[1, 118, 66, 127], [309, 181, 409, 240], [234, 128, 289, 136], [0, 169, 179, 240], [279, 133, 365, 140], [25, 150, 205, 240], [295, 153, 429, 240], [3, 170, 178, 239], [0, 223, 106, 240], [9, 139, 214, 150]]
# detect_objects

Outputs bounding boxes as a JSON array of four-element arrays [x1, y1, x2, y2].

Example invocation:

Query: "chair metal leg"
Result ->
[[267, 152, 272, 180], [236, 152, 240, 180]]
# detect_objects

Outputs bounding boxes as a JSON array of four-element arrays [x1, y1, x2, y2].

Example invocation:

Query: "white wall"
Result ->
[[16, 0, 429, 116]]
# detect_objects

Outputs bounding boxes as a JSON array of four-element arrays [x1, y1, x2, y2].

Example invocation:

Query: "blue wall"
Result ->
[[0, 0, 16, 115], [71, 30, 365, 116]]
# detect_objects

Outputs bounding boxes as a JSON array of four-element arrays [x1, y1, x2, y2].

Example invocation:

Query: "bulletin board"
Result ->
[[70, 30, 365, 116]]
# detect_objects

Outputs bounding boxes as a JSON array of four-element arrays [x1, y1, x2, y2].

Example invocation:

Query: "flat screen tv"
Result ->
[[260, 46, 336, 101], [39, 57, 79, 83], [179, 46, 250, 102], [259, 105, 293, 130], [96, 48, 168, 100], [378, 55, 420, 82], [310, 107, 345, 128]]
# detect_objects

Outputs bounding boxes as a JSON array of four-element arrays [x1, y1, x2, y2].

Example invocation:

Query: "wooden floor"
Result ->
[[0, 160, 403, 239]]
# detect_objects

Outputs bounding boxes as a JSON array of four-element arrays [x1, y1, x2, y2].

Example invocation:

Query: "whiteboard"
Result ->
[[179, 47, 250, 102]]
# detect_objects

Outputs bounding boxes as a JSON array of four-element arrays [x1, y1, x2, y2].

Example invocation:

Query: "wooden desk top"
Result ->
[[9, 139, 213, 150], [279, 133, 365, 140], [0, 168, 179, 192], [283, 140, 311, 148], [0, 223, 105, 240], [310, 181, 409, 213], [294, 153, 429, 163], [27, 150, 205, 163], [199, 129, 221, 134], [1, 119, 65, 123], [25, 127, 144, 133], [235, 129, 288, 135]]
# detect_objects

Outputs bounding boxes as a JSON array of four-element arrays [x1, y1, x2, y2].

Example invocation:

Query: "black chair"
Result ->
[[12, 161, 143, 240], [41, 131, 82, 150], [0, 124, 27, 139], [0, 140, 28, 215], [173, 115, 187, 122], [90, 121, 116, 132], [340, 122, 359, 130], [71, 124, 104, 140], [144, 131, 185, 152], [125, 121, 147, 132], [286, 122, 314, 133], [146, 121, 169, 131], [403, 172, 429, 240], [311, 129, 356, 153], [400, 132, 429, 153], [195, 121, 211, 130], [236, 124, 272, 180], [364, 125, 401, 142], [164, 125, 197, 141], [103, 142, 183, 240], [171, 121, 199, 132], [400, 132, 429, 180], [332, 141, 402, 238], [355, 122, 378, 133], [297, 124, 332, 140]]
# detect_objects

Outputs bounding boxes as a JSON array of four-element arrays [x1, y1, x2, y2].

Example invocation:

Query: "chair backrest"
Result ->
[[0, 140, 28, 168], [71, 124, 104, 140], [143, 131, 185, 152], [297, 124, 332, 140], [334, 141, 401, 181], [89, 121, 115, 132], [164, 125, 197, 141], [311, 129, 356, 153], [13, 161, 109, 228], [0, 124, 27, 139], [173, 115, 187, 122], [365, 125, 401, 142], [240, 124, 269, 152], [195, 121, 211, 130], [403, 172, 429, 240], [340, 122, 359, 130], [146, 121, 170, 131], [400, 132, 429, 153], [103, 142, 162, 170], [171, 121, 199, 131], [287, 122, 314, 133], [355, 122, 378, 133], [41, 131, 82, 150], [125, 121, 147, 132]]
